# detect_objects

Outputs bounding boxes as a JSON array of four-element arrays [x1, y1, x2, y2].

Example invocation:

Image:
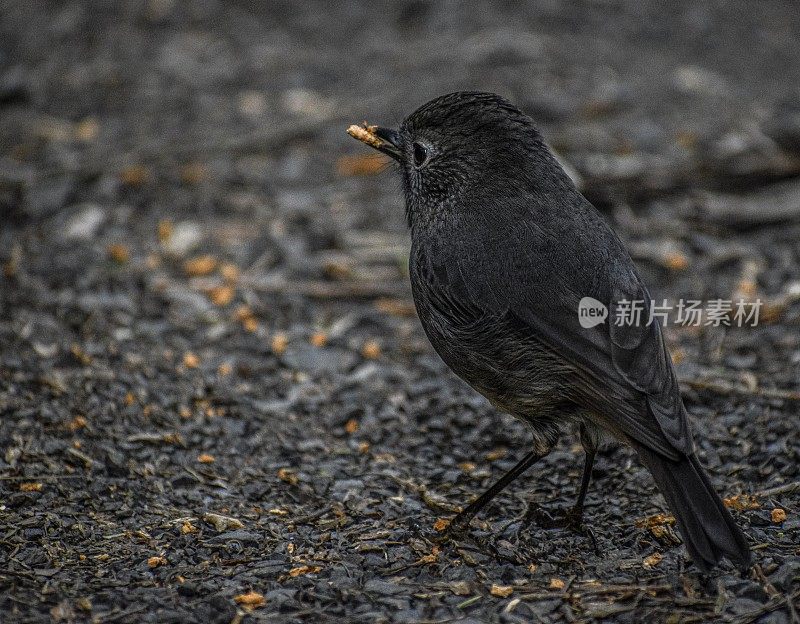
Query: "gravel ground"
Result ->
[[1, 1, 799, 622]]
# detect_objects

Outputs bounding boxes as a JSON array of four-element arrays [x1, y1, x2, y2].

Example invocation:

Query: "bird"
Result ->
[[346, 91, 752, 573]]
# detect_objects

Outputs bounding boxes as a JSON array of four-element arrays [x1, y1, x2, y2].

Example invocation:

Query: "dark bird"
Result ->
[[347, 92, 752, 573]]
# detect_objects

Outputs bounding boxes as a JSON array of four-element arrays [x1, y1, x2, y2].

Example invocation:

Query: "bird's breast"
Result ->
[[409, 243, 567, 419]]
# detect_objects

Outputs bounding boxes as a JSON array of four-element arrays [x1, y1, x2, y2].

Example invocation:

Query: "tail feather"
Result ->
[[636, 446, 752, 573]]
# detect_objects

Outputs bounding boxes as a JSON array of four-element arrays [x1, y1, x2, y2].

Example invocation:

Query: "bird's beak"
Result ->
[[347, 123, 403, 162]]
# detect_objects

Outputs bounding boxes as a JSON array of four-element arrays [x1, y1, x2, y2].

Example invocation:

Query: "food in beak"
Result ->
[[346, 122, 384, 149]]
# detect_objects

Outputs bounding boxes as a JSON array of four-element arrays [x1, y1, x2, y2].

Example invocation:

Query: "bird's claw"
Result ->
[[523, 503, 599, 550]]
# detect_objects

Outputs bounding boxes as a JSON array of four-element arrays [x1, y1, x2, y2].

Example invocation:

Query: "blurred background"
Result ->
[[1, 1, 799, 622]]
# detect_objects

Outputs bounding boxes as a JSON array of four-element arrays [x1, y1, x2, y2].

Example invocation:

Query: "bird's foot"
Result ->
[[434, 513, 472, 544], [524, 503, 599, 551]]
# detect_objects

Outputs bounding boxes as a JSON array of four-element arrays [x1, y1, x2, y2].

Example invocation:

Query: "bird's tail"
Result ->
[[636, 446, 752, 573]]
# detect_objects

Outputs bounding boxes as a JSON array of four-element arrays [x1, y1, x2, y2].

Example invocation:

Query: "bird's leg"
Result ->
[[525, 424, 597, 540], [445, 449, 546, 537], [567, 423, 598, 527]]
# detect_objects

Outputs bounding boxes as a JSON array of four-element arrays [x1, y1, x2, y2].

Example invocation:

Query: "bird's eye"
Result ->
[[412, 141, 429, 167]]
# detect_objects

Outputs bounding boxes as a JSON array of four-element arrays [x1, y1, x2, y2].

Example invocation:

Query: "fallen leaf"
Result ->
[[20, 482, 43, 492], [147, 555, 167, 568], [344, 418, 359, 434], [183, 352, 200, 369], [197, 453, 215, 464], [771, 508, 787, 523], [549, 578, 565, 590], [180, 521, 198, 535]]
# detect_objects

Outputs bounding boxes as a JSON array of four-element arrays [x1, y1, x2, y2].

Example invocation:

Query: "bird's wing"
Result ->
[[454, 202, 692, 460]]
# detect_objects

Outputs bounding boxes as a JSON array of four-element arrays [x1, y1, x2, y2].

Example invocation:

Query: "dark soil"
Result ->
[[1, 1, 799, 622]]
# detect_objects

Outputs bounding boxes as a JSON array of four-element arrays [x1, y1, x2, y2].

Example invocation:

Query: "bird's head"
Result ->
[[348, 92, 567, 228]]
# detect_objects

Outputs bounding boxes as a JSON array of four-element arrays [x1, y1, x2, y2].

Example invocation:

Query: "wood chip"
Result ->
[[234, 591, 266, 608], [416, 546, 440, 565], [197, 453, 215, 464], [220, 262, 240, 282], [184, 254, 218, 276], [203, 512, 244, 531], [271, 333, 288, 355], [278, 468, 298, 485], [207, 285, 235, 306], [449, 581, 471, 596], [635, 513, 676, 528], [180, 162, 208, 185], [549, 578, 566, 590], [20, 482, 43, 492], [288, 565, 322, 577], [361, 339, 381, 359], [485, 448, 507, 461], [643, 552, 663, 568], [157, 220, 173, 242], [147, 555, 167, 568], [120, 164, 149, 186], [490, 584, 514, 598], [217, 362, 232, 376], [433, 518, 450, 532], [68, 415, 87, 431], [771, 508, 787, 523], [723, 493, 760, 511], [107, 243, 130, 264], [310, 332, 328, 347]]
